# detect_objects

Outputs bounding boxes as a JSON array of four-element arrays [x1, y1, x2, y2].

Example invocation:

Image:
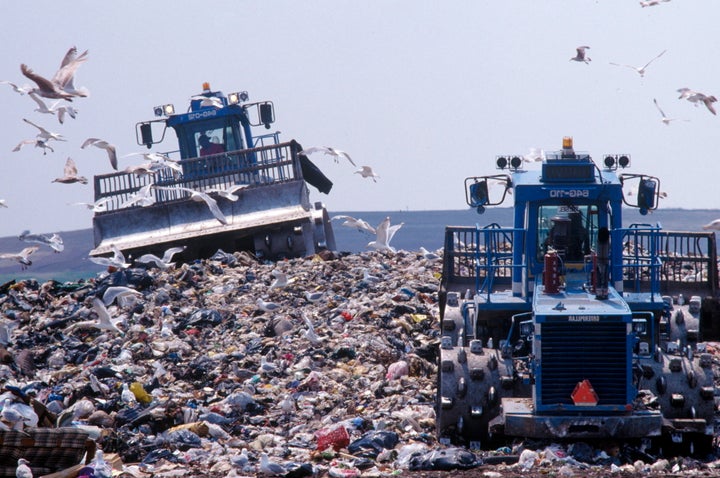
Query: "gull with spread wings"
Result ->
[[367, 216, 404, 253], [0, 246, 39, 270], [152, 185, 228, 224], [52, 157, 88, 185], [20, 46, 89, 100], [82, 137, 118, 170], [610, 49, 666, 77], [299, 146, 356, 166]]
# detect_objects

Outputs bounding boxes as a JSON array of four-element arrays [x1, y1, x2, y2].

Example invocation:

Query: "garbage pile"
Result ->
[[0, 248, 718, 477]]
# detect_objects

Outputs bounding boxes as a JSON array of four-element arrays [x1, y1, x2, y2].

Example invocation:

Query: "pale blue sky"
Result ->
[[1, 1, 718, 238]]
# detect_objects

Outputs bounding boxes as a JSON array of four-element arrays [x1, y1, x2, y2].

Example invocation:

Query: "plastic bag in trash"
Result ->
[[316, 425, 350, 451], [347, 430, 399, 458], [408, 447, 480, 471]]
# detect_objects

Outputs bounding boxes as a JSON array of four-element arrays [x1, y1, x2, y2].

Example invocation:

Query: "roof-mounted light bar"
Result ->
[[227, 91, 249, 105], [496, 155, 523, 171], [153, 104, 175, 117], [602, 154, 631, 170]]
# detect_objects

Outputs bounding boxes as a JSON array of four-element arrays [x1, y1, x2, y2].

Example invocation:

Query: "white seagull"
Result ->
[[702, 219, 720, 231], [269, 269, 289, 289], [610, 49, 666, 77], [677, 88, 717, 115], [0, 246, 38, 270], [354, 165, 380, 182], [259, 453, 287, 477], [120, 184, 155, 208], [653, 98, 688, 125], [256, 298, 281, 313], [89, 244, 131, 269], [152, 185, 227, 225], [15, 458, 33, 478], [0, 80, 32, 95], [28, 92, 77, 124], [69, 197, 112, 212], [82, 137, 118, 170], [135, 246, 187, 270], [299, 146, 356, 166], [330, 215, 376, 234], [570, 46, 591, 64], [19, 230, 64, 253], [12, 138, 54, 155], [52, 157, 88, 185], [0, 200, 7, 208], [522, 147, 545, 163], [206, 183, 249, 201], [64, 297, 124, 335], [121, 152, 182, 175], [102, 286, 143, 306], [22, 118, 66, 142], [367, 216, 403, 253], [640, 0, 670, 6]]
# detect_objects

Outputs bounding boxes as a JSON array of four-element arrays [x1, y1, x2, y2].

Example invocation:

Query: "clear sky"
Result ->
[[1, 1, 718, 238]]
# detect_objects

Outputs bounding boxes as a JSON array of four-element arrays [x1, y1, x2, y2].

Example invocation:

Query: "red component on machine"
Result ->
[[543, 250, 561, 294]]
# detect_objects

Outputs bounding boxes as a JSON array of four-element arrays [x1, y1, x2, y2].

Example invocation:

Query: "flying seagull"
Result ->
[[22, 118, 66, 142], [0, 80, 32, 95], [135, 245, 187, 270], [153, 185, 227, 224], [640, 0, 671, 6], [299, 146, 356, 166], [702, 219, 720, 231], [69, 197, 112, 212], [570, 46, 591, 64], [120, 184, 155, 208], [331, 215, 376, 234], [20, 46, 89, 100], [82, 137, 118, 170], [354, 165, 380, 182], [27, 92, 77, 124], [0, 246, 39, 270], [52, 157, 88, 185], [121, 152, 182, 175], [19, 230, 64, 253], [64, 297, 124, 335], [610, 49, 666, 77], [653, 98, 688, 125], [205, 183, 249, 201], [12, 138, 54, 155], [367, 216, 403, 253], [89, 244, 130, 269], [677, 88, 717, 115]]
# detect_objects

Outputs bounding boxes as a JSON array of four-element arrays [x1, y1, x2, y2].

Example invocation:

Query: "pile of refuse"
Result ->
[[0, 248, 719, 477]]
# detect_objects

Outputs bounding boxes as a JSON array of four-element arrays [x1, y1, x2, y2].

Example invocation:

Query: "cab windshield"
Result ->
[[537, 205, 597, 262]]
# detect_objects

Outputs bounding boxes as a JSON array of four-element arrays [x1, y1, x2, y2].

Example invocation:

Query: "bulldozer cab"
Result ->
[[538, 205, 597, 263]]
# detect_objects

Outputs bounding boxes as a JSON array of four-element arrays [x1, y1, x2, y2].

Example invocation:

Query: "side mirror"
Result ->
[[259, 102, 275, 129], [140, 123, 153, 149], [620, 173, 660, 215], [469, 180, 489, 208], [638, 178, 657, 213], [465, 175, 511, 214], [135, 120, 167, 148]]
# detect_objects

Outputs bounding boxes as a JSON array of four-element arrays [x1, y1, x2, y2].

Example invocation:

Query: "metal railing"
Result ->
[[93, 142, 301, 213], [442, 224, 525, 297], [620, 225, 718, 296]]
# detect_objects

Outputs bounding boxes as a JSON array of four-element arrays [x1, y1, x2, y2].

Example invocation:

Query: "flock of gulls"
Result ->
[[566, 1, 720, 231], [0, 46, 398, 270]]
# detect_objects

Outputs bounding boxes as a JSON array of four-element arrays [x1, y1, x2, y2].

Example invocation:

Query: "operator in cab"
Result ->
[[545, 211, 590, 261], [198, 133, 225, 156]]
